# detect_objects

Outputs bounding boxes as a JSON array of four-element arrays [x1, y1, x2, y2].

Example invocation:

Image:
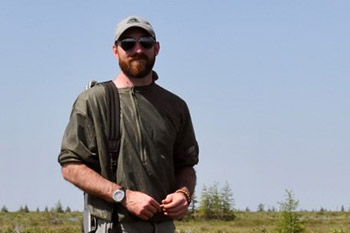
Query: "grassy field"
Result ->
[[177, 211, 350, 233], [1, 211, 350, 233]]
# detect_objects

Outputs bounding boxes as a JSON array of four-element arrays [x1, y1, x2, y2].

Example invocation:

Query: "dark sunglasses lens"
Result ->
[[120, 38, 136, 51], [139, 37, 155, 49]]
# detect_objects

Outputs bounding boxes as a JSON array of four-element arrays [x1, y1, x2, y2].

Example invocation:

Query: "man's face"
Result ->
[[114, 28, 159, 79]]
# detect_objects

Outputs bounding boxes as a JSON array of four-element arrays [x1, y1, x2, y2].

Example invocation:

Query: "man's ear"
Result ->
[[112, 44, 119, 60], [154, 42, 160, 56]]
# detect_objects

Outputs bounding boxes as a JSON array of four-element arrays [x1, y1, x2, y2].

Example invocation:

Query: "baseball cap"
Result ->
[[114, 16, 156, 42]]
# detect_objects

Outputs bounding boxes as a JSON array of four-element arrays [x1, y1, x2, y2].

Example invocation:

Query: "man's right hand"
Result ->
[[123, 190, 161, 220]]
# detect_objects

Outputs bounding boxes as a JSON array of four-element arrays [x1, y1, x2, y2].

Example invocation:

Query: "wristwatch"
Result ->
[[112, 188, 125, 203]]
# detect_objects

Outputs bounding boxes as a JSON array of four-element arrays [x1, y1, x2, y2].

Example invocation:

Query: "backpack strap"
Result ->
[[101, 81, 120, 182], [100, 81, 122, 226], [83, 80, 121, 228], [85, 80, 120, 182]]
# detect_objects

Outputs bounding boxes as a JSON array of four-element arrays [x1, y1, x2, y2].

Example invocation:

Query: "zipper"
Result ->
[[130, 88, 145, 163]]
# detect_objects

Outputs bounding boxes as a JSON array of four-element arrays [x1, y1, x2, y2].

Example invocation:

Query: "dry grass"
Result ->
[[0, 211, 349, 233], [175, 212, 350, 233]]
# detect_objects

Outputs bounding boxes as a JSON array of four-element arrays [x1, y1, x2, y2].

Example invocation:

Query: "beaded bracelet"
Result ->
[[175, 189, 191, 204]]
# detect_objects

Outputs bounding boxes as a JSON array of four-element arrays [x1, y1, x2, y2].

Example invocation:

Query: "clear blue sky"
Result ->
[[1, 0, 349, 212]]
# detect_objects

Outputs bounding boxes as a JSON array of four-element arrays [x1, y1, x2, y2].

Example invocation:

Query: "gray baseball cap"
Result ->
[[114, 16, 156, 42]]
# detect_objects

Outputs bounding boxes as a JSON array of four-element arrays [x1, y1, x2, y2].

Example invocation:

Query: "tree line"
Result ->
[[1, 182, 349, 216], [3, 185, 350, 233], [1, 201, 71, 213]]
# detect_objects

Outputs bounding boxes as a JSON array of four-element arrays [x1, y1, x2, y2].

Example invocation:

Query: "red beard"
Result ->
[[119, 53, 155, 79]]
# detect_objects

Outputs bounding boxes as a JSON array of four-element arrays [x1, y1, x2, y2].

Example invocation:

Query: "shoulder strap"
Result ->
[[83, 80, 120, 228], [101, 81, 121, 224], [85, 80, 120, 182], [101, 81, 120, 182]]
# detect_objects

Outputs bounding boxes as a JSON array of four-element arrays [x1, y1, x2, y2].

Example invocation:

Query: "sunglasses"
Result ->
[[117, 36, 155, 51]]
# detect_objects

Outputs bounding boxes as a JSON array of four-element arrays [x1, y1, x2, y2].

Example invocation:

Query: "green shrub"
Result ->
[[274, 190, 304, 233], [196, 182, 236, 221]]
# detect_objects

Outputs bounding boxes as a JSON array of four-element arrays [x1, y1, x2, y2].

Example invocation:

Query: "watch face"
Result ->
[[113, 189, 125, 203]]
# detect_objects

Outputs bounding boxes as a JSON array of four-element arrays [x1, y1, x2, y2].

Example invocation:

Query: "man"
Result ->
[[58, 16, 199, 233]]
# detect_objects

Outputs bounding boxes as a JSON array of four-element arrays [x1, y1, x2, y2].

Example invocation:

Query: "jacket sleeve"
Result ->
[[58, 96, 98, 169], [173, 102, 199, 169]]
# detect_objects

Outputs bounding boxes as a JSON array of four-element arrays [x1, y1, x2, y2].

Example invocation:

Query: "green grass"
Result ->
[[0, 212, 82, 233], [0, 211, 349, 233]]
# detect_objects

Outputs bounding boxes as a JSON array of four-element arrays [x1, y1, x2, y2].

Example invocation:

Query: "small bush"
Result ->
[[1, 205, 9, 213], [274, 190, 304, 233]]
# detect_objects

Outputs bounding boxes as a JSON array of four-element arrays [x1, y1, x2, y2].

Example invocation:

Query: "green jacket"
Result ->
[[58, 81, 199, 222]]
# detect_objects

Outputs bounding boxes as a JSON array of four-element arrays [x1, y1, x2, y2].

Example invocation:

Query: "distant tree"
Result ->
[[245, 207, 251, 212], [220, 182, 235, 212], [340, 205, 345, 212], [1, 205, 9, 212], [44, 206, 49, 212], [219, 182, 235, 220], [54, 201, 64, 213], [198, 183, 216, 219], [189, 191, 197, 217], [257, 203, 265, 212], [197, 182, 235, 220], [275, 190, 304, 233], [18, 205, 29, 213], [36, 207, 40, 212], [198, 184, 210, 218], [208, 182, 221, 214], [65, 206, 71, 213]]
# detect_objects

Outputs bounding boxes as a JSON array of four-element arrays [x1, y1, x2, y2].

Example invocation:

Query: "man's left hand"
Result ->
[[161, 192, 189, 220]]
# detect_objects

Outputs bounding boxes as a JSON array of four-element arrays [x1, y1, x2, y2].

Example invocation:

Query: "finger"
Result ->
[[163, 202, 187, 214], [149, 199, 162, 212], [161, 195, 173, 205], [148, 202, 161, 214], [164, 206, 188, 219], [162, 197, 187, 210], [140, 208, 155, 220]]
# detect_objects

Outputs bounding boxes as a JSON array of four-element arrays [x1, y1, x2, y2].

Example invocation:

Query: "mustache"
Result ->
[[130, 53, 148, 61]]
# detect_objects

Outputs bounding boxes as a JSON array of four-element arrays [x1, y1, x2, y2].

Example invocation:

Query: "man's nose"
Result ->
[[133, 42, 143, 53]]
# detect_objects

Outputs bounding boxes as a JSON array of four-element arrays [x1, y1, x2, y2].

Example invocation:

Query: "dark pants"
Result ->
[[95, 219, 175, 233]]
